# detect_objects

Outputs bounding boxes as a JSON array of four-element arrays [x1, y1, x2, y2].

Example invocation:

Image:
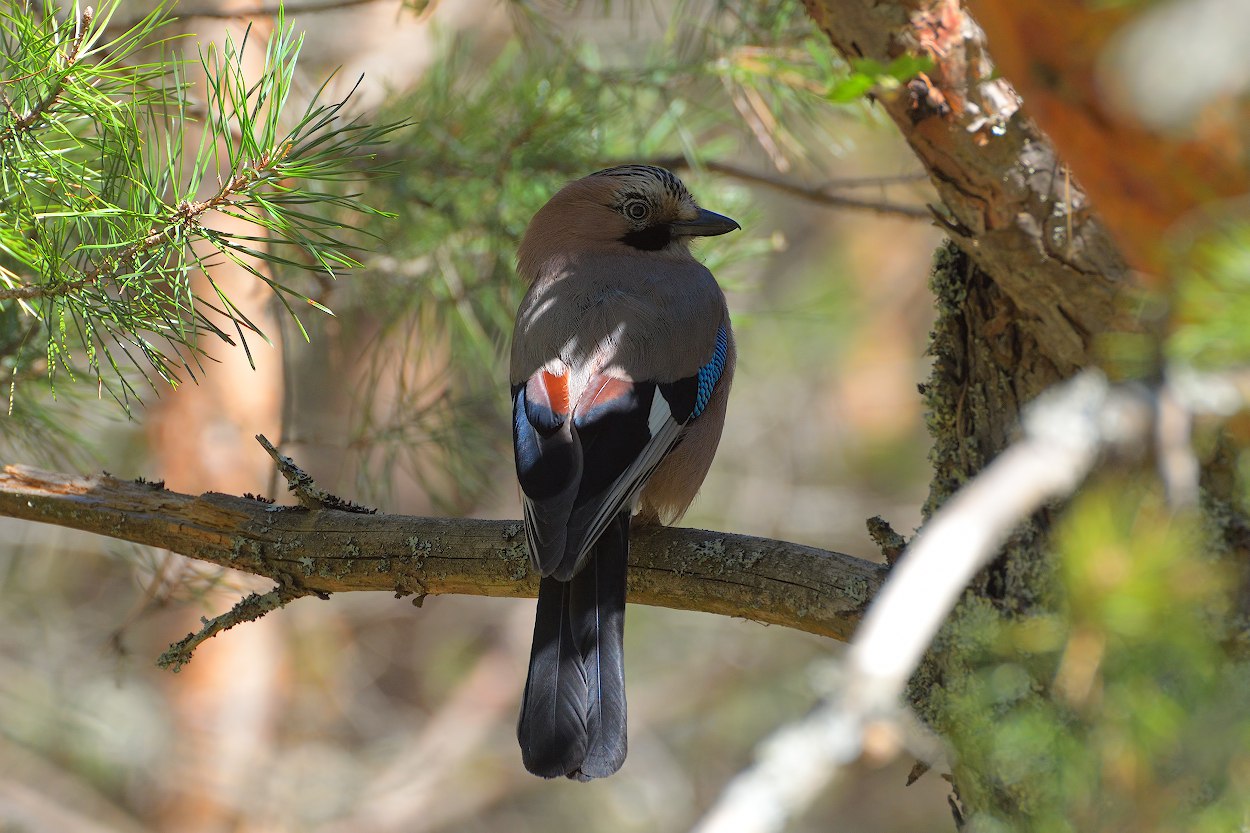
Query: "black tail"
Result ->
[[518, 512, 628, 780]]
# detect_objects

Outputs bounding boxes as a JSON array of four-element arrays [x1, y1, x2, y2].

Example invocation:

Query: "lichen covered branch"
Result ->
[[0, 464, 886, 643], [156, 583, 317, 672]]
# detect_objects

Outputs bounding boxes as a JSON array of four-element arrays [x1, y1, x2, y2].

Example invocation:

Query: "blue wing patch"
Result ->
[[692, 324, 729, 419], [656, 323, 729, 425]]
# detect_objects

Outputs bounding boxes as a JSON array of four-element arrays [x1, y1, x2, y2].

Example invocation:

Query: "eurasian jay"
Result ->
[[511, 164, 738, 780]]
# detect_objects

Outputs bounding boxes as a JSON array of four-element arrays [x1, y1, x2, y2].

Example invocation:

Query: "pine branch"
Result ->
[[0, 3, 403, 404], [0, 145, 298, 303], [0, 463, 886, 651], [0, 6, 92, 141]]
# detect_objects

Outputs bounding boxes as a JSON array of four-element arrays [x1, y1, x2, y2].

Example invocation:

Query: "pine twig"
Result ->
[[0, 7, 92, 140], [0, 145, 299, 304]]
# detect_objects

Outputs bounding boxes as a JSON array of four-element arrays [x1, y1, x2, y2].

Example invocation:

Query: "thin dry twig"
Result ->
[[256, 433, 376, 512], [1155, 383, 1199, 508], [649, 156, 934, 219], [156, 583, 316, 671]]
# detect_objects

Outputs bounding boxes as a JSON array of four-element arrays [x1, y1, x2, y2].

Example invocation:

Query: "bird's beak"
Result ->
[[671, 208, 741, 238]]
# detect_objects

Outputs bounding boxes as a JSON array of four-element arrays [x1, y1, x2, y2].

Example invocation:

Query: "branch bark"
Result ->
[[803, 0, 1135, 375], [0, 464, 885, 643]]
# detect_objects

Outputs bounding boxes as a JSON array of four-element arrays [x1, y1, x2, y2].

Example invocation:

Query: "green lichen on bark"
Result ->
[[919, 240, 976, 519], [915, 240, 1062, 600], [909, 240, 1067, 819]]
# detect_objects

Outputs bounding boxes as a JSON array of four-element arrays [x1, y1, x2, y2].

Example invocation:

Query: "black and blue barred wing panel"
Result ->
[[656, 322, 730, 424]]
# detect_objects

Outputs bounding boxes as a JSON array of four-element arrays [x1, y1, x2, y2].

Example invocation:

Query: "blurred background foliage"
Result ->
[[4, 0, 1250, 832], [935, 481, 1250, 832], [1169, 211, 1250, 369]]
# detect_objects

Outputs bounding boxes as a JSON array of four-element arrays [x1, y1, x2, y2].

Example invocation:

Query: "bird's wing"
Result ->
[[514, 323, 731, 581], [513, 370, 583, 576]]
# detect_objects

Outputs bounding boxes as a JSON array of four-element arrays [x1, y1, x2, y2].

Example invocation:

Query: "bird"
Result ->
[[510, 164, 738, 780]]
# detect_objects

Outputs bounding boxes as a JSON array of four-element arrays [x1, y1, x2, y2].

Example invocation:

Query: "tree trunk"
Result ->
[[802, 0, 1250, 823]]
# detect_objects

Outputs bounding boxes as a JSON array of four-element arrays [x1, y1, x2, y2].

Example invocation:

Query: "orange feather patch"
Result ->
[[579, 375, 633, 413], [540, 369, 570, 415]]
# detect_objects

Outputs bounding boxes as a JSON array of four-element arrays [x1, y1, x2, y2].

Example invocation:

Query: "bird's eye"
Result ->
[[624, 201, 649, 221]]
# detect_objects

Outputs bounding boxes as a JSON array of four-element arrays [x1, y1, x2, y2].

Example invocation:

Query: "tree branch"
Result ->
[[0, 282, 56, 302], [802, 0, 1136, 374], [0, 464, 886, 643], [648, 156, 934, 219], [156, 583, 316, 672]]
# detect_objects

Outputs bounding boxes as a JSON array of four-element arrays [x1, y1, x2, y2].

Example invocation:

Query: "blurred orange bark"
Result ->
[[145, 17, 286, 833], [971, 0, 1250, 277]]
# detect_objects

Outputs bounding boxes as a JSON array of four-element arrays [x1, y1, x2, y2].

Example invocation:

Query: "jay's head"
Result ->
[[518, 165, 739, 276]]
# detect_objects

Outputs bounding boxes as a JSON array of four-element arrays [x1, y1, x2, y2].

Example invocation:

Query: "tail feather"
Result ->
[[517, 513, 629, 780], [517, 577, 588, 777], [568, 513, 628, 780]]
